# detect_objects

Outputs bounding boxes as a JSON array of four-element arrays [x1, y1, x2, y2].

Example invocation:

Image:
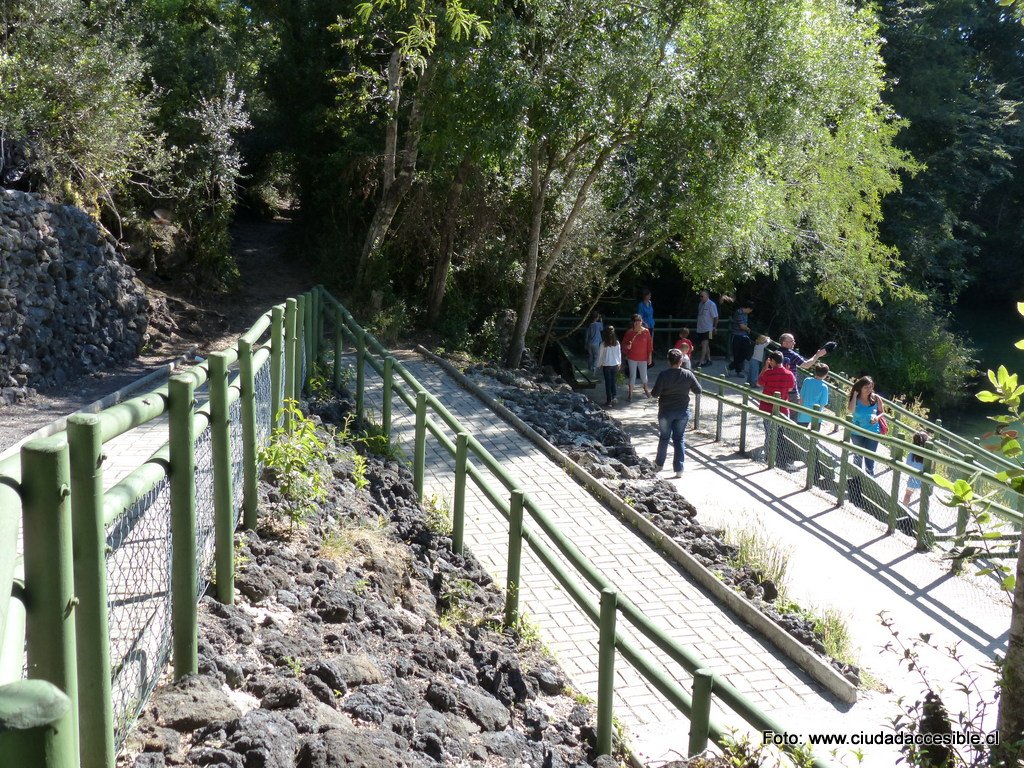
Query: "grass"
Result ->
[[320, 517, 407, 573], [425, 493, 453, 536], [724, 523, 862, 674], [723, 524, 791, 594]]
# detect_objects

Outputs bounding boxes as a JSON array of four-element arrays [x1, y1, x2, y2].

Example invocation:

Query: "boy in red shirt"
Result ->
[[757, 350, 796, 417]]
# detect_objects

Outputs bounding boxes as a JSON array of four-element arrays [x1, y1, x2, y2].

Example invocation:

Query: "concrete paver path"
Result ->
[[598, 362, 1011, 762], [360, 353, 916, 765]]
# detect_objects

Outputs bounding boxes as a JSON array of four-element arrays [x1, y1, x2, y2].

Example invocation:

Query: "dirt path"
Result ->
[[0, 216, 313, 453]]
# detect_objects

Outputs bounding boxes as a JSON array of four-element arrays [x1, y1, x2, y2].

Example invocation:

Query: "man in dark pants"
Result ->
[[728, 302, 754, 377], [651, 348, 703, 477]]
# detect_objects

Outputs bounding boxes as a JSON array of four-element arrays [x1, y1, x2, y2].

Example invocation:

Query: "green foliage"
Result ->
[[425, 494, 453, 536], [0, 0, 164, 208], [880, 611, 1001, 768], [258, 399, 329, 525], [723, 525, 791, 596], [307, 362, 333, 400]]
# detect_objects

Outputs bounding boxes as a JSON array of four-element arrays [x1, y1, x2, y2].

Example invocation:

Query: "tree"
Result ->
[[501, 0, 909, 367], [0, 0, 162, 211], [348, 0, 490, 287]]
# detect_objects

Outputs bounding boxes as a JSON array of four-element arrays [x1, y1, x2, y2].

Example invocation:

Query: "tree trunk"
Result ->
[[426, 154, 473, 326], [996, 538, 1024, 764], [355, 51, 436, 286], [505, 142, 546, 368]]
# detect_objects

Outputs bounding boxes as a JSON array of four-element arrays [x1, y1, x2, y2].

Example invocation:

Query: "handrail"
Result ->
[[692, 372, 1024, 526], [324, 289, 836, 768], [0, 297, 288, 767], [805, 367, 1020, 475]]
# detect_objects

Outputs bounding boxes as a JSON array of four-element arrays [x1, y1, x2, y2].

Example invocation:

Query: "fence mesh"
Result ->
[[256, 357, 273, 444], [106, 478, 173, 748], [230, 394, 244, 519], [693, 385, 945, 541]]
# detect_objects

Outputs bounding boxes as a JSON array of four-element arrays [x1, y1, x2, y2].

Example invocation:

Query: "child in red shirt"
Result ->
[[757, 350, 796, 417]]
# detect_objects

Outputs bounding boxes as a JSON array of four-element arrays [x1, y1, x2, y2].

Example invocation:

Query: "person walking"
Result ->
[[651, 348, 702, 477], [585, 311, 604, 373], [694, 290, 718, 367], [795, 363, 831, 429], [637, 289, 655, 332], [903, 431, 929, 506], [597, 326, 622, 407], [848, 375, 885, 475], [728, 301, 754, 377], [621, 314, 653, 401]]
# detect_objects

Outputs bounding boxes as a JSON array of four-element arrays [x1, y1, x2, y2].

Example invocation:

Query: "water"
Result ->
[[941, 301, 1024, 439]]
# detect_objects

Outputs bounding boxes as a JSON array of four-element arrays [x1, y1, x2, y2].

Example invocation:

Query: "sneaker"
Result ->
[[673, 470, 684, 478], [700, 361, 713, 368], [654, 463, 664, 472]]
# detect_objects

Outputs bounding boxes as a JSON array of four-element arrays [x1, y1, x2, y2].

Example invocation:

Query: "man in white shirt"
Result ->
[[694, 290, 718, 368]]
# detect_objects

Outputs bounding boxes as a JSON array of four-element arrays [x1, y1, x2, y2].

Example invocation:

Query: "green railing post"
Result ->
[[740, 390, 748, 454], [21, 436, 79, 768], [333, 306, 344, 391], [271, 306, 284, 428], [504, 490, 525, 628], [597, 588, 617, 756], [688, 668, 714, 756], [453, 433, 468, 556], [356, 329, 366, 422], [302, 291, 313, 375], [239, 339, 258, 531], [296, 293, 307, 396], [917, 458, 933, 550], [0, 680, 75, 768], [310, 287, 319, 364], [284, 298, 298, 430], [888, 465, 901, 534], [169, 374, 198, 679], [715, 384, 724, 442], [318, 286, 326, 355], [67, 414, 115, 768], [209, 352, 235, 605], [766, 401, 780, 469], [837, 426, 851, 505], [693, 390, 701, 430], [383, 357, 394, 437], [805, 430, 818, 490], [414, 391, 427, 502]]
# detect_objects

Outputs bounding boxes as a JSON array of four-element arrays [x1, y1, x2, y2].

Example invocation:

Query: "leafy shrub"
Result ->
[[258, 399, 329, 525]]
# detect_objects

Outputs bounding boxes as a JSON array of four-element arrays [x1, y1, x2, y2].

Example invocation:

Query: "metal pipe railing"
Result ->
[[325, 290, 836, 768]]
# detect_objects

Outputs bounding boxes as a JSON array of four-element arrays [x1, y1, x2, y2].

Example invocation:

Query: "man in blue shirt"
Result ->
[[779, 333, 828, 414], [636, 289, 654, 332]]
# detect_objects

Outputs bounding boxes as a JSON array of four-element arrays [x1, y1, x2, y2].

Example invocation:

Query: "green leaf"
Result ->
[[952, 479, 973, 497], [932, 474, 956, 490], [976, 391, 1001, 403], [1002, 439, 1022, 459], [1002, 575, 1016, 592], [988, 369, 1000, 388], [1015, 339, 1024, 350], [1017, 302, 1024, 317]]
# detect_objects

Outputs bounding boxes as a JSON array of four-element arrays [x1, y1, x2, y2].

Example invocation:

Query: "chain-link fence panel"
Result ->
[[105, 477, 172, 749], [229, 395, 244, 522], [255, 357, 273, 447], [195, 425, 217, 597]]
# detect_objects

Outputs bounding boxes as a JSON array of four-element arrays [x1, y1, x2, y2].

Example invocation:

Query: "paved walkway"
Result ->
[[593, 362, 1011, 756], [360, 353, 916, 766], [13, 346, 1012, 766]]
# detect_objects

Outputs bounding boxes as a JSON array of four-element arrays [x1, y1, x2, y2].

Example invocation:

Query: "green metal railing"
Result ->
[[0, 291, 302, 768], [689, 371, 1023, 553], [323, 290, 837, 768]]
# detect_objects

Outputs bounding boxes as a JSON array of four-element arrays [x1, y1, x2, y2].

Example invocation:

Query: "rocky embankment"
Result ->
[[0, 190, 149, 404], [123, 391, 610, 768], [461, 363, 860, 686]]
